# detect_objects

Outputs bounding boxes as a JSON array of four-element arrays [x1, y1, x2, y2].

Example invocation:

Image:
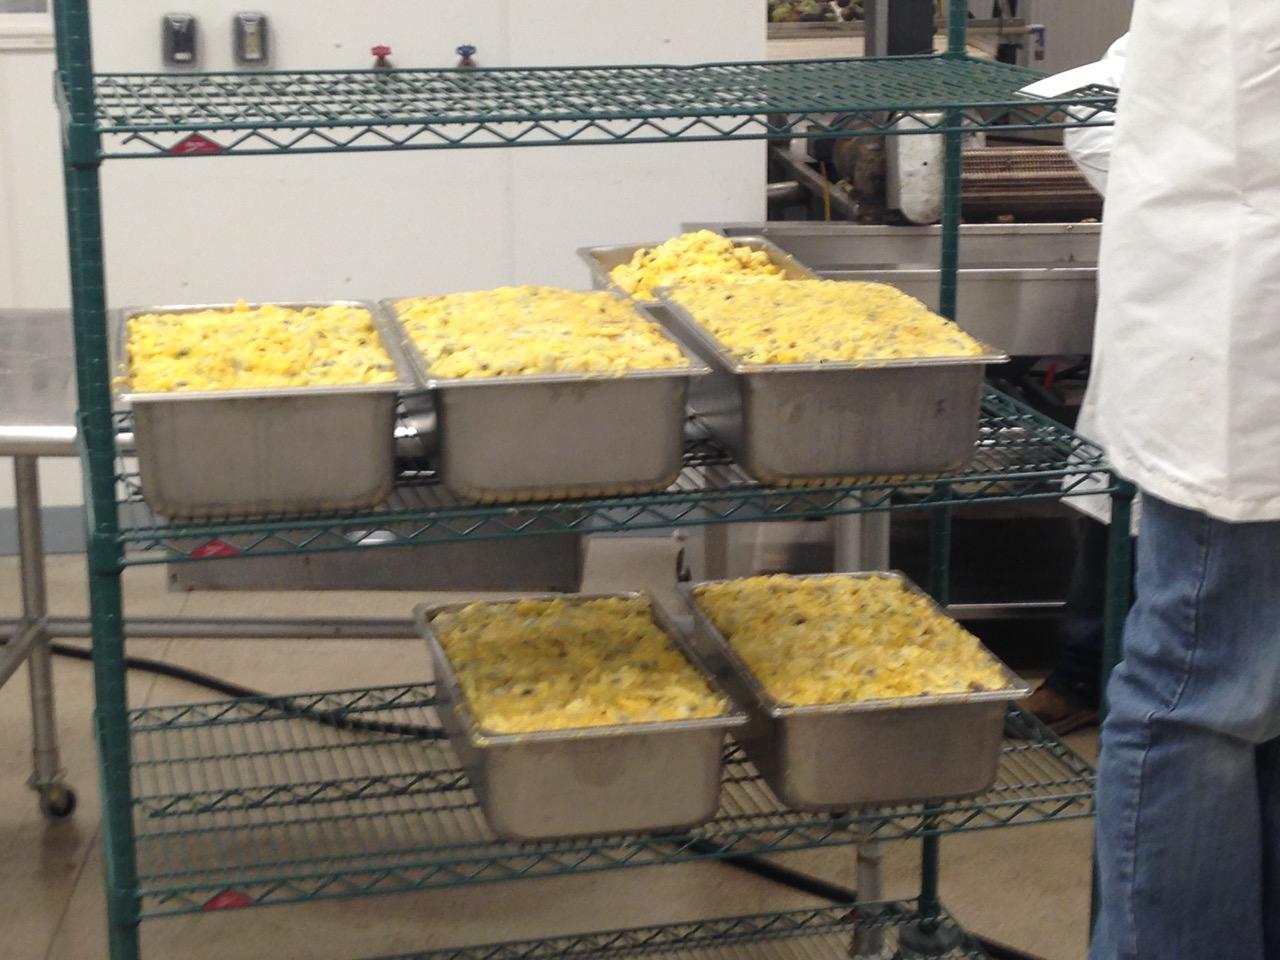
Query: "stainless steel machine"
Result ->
[[694, 221, 1099, 357], [688, 220, 1100, 623]]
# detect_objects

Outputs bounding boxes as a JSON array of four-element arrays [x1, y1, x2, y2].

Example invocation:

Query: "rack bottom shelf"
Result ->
[[362, 902, 989, 959], [116, 683, 1094, 917]]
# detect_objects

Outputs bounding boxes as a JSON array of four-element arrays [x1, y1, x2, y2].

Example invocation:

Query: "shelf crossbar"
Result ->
[[71, 55, 1116, 158], [112, 386, 1117, 565], [361, 901, 990, 959]]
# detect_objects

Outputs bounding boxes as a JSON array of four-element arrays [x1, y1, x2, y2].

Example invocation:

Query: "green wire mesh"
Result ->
[[112, 387, 1117, 565], [121, 684, 1092, 916], [362, 903, 989, 959], [80, 56, 1116, 157]]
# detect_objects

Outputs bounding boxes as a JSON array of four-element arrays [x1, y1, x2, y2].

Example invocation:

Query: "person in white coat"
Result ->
[[1084, 1, 1280, 956]]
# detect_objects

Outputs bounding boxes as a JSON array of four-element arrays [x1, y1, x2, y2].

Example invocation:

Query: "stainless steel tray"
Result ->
[[578, 235, 819, 307], [657, 291, 1009, 483], [383, 296, 707, 503], [416, 592, 746, 840], [116, 301, 415, 520], [679, 573, 1029, 810]]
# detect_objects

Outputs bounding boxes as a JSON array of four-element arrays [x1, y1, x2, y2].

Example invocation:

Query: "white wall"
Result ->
[[0, 2, 767, 509]]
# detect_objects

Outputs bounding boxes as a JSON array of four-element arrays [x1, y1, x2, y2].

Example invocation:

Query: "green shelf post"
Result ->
[[42, 0, 1118, 948], [919, 829, 943, 925], [53, 2, 142, 958], [928, 484, 953, 607], [927, 6, 965, 922], [939, 0, 966, 321], [921, 480, 953, 927]]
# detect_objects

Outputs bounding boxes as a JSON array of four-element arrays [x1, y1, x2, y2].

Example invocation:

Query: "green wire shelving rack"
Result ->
[[53, 1, 1133, 957], [123, 688, 1091, 917], [360, 903, 990, 959]]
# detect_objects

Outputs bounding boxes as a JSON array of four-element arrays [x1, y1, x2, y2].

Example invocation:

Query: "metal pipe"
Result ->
[[15, 456, 62, 790], [766, 180, 805, 204], [0, 604, 1066, 643], [16, 457, 47, 617], [832, 512, 891, 572], [0, 621, 40, 688], [928, 487, 953, 606], [0, 615, 418, 641], [854, 842, 886, 957], [945, 601, 1064, 620]]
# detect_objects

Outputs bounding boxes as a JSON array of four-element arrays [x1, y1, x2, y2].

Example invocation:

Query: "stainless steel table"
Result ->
[[0, 311, 449, 818], [0, 310, 78, 819]]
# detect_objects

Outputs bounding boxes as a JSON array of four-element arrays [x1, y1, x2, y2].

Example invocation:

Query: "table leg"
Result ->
[[832, 512, 891, 572], [15, 456, 73, 820]]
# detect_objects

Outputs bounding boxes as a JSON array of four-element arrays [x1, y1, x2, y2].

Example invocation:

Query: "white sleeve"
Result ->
[[1062, 35, 1127, 196], [1064, 126, 1115, 195]]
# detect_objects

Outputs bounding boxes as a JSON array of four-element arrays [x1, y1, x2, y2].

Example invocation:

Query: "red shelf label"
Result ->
[[202, 889, 254, 911], [169, 133, 224, 155], [192, 539, 240, 559]]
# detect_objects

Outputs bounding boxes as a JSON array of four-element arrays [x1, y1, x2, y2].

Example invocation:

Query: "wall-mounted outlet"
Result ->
[[162, 14, 198, 66], [234, 13, 269, 65]]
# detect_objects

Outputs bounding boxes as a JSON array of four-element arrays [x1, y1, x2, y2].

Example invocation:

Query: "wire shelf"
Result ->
[[361, 902, 989, 959], [75, 56, 1116, 158], [112, 386, 1116, 566], [121, 683, 1093, 917]]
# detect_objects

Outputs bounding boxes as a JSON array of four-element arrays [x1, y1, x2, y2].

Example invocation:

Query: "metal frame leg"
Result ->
[[833, 511, 894, 958], [832, 512, 891, 572], [920, 493, 952, 923], [702, 524, 730, 581], [15, 456, 71, 817]]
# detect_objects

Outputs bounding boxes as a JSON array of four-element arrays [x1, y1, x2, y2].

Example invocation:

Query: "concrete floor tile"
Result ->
[[122, 866, 821, 960], [0, 659, 101, 960], [141, 639, 430, 705]]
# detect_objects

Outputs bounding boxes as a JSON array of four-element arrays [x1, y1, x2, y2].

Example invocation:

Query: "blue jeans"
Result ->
[[1092, 494, 1280, 960]]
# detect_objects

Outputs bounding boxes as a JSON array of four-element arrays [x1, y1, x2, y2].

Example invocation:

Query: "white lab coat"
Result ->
[[1082, 0, 1280, 522], [1021, 36, 1133, 528], [1061, 35, 1126, 195]]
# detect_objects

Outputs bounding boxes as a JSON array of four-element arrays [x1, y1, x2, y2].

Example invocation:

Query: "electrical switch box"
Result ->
[[233, 13, 269, 65], [162, 14, 198, 66]]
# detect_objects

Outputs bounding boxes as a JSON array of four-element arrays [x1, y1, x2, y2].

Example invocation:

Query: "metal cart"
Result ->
[[49, 1, 1130, 957], [0, 310, 78, 820]]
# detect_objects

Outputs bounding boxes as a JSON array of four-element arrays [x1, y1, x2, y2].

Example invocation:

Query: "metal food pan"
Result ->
[[679, 573, 1029, 810], [384, 296, 707, 503], [416, 592, 746, 840], [116, 301, 415, 520], [657, 291, 1009, 483], [579, 235, 819, 308]]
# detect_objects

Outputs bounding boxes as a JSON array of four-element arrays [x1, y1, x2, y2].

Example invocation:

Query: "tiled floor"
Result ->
[[0, 541, 1097, 960]]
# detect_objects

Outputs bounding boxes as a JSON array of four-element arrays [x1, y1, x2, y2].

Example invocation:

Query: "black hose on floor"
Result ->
[[48, 642, 445, 739], [50, 643, 1048, 959]]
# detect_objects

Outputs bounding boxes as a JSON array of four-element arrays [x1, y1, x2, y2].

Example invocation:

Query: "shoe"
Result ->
[[1018, 684, 1098, 736]]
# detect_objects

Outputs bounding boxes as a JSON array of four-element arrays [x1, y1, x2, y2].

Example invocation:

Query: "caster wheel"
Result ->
[[39, 785, 77, 822]]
